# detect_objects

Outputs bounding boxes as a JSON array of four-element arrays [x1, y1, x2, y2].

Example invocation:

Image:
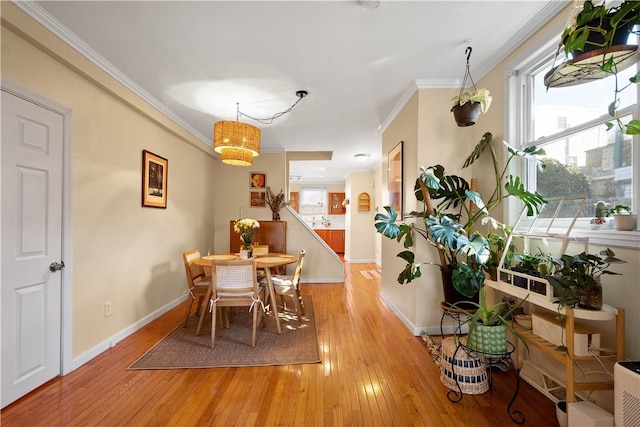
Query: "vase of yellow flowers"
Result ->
[[233, 218, 260, 257]]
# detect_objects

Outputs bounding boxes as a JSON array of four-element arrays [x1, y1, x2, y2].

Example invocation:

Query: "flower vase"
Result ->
[[578, 279, 603, 311], [272, 211, 280, 221]]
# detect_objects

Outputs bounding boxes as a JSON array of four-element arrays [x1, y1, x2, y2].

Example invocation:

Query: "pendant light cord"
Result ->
[[237, 90, 308, 125]]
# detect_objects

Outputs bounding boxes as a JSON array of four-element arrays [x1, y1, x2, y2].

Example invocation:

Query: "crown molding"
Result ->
[[12, 0, 212, 147], [378, 0, 569, 136]]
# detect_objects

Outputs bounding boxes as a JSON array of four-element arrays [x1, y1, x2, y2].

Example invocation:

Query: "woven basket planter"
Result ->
[[440, 337, 489, 395]]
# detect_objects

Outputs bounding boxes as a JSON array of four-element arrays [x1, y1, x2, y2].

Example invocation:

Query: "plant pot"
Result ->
[[578, 278, 603, 311], [568, 17, 634, 59], [467, 323, 508, 358], [440, 265, 478, 309], [556, 401, 567, 427], [272, 211, 281, 221], [613, 213, 637, 231], [451, 102, 481, 127]]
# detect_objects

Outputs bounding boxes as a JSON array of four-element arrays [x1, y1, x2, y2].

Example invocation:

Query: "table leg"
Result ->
[[264, 267, 282, 334]]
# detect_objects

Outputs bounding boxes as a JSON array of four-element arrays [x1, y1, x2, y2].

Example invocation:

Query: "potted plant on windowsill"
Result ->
[[546, 248, 626, 310], [607, 204, 637, 231], [374, 132, 548, 305]]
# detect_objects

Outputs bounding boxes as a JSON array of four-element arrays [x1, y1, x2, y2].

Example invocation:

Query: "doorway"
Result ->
[[1, 84, 71, 408]]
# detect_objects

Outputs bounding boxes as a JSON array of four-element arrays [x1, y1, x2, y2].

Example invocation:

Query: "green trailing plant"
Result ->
[[550, 0, 640, 134], [374, 132, 548, 298], [546, 248, 626, 308]]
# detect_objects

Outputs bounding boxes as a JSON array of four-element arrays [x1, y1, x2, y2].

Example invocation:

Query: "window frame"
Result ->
[[504, 35, 640, 250]]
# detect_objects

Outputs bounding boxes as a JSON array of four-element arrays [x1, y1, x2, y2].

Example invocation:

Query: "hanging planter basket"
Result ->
[[451, 102, 482, 127], [450, 47, 491, 127]]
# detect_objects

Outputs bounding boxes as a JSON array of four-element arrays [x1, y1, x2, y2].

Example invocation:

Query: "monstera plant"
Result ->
[[375, 132, 547, 303]]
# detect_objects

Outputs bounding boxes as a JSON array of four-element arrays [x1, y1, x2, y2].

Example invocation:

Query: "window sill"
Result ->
[[570, 229, 640, 250]]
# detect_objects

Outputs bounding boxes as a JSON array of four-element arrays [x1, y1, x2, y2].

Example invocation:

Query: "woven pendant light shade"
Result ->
[[220, 148, 254, 166], [213, 121, 260, 157]]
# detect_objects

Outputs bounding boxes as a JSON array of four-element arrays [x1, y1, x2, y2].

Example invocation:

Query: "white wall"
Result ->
[[345, 171, 376, 263]]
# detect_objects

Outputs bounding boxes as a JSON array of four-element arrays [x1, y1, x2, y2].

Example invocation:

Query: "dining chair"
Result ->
[[269, 250, 305, 324], [209, 259, 265, 348], [182, 250, 211, 327]]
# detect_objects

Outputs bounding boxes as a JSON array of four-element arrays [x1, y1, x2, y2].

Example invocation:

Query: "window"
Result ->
[[298, 187, 327, 224], [507, 42, 638, 244]]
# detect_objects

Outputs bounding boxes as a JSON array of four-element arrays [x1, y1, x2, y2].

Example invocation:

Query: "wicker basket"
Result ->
[[440, 337, 489, 395]]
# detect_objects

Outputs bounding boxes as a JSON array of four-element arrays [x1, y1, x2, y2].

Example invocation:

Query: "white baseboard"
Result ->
[[70, 295, 187, 371], [379, 290, 467, 336]]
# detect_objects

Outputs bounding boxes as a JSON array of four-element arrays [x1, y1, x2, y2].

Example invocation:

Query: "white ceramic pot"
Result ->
[[613, 214, 637, 231], [239, 249, 250, 259]]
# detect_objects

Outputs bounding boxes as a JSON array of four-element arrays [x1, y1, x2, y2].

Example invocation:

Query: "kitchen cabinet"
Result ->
[[328, 192, 346, 215], [314, 228, 344, 254], [289, 192, 299, 212]]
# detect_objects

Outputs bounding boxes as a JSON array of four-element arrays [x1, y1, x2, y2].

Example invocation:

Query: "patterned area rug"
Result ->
[[360, 270, 381, 279], [129, 295, 320, 369]]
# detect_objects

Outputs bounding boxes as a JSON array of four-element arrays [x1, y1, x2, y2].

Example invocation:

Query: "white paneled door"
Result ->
[[1, 91, 64, 408]]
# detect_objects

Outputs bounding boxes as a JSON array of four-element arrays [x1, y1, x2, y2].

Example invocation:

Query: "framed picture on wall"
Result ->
[[142, 150, 168, 208], [250, 172, 266, 189], [250, 191, 266, 207], [388, 141, 403, 218]]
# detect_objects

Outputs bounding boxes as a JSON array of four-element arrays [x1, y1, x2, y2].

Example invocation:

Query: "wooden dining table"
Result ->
[[192, 253, 298, 335]]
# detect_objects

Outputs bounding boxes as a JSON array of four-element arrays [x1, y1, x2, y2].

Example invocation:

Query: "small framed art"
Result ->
[[142, 150, 168, 208], [250, 191, 266, 207], [250, 172, 266, 189]]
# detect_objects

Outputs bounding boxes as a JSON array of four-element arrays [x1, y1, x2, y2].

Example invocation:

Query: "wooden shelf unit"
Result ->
[[229, 220, 286, 254], [486, 279, 625, 406]]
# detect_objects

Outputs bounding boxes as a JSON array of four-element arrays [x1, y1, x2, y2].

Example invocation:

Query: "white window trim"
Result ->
[[504, 33, 640, 251]]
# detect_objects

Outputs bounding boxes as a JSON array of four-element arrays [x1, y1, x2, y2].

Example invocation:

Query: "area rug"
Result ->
[[129, 295, 320, 369], [360, 270, 381, 279]]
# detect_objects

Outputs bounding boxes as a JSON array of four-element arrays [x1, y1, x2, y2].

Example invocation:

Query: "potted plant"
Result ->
[[450, 88, 493, 127], [265, 186, 287, 220], [546, 0, 640, 135], [482, 217, 516, 281], [452, 288, 528, 358], [546, 248, 626, 310], [590, 200, 611, 229], [374, 132, 548, 304], [510, 249, 550, 294], [608, 204, 637, 231]]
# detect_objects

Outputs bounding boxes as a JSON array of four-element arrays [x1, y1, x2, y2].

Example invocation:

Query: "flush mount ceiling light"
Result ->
[[213, 90, 308, 166], [354, 153, 370, 162]]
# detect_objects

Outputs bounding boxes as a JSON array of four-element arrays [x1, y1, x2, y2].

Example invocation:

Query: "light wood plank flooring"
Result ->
[[1, 262, 557, 426]]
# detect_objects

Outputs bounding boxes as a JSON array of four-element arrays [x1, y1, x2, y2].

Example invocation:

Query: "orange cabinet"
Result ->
[[289, 192, 299, 212], [314, 229, 344, 254], [328, 192, 346, 215]]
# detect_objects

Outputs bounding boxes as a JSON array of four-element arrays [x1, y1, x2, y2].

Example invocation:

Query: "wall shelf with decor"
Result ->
[[357, 192, 370, 212]]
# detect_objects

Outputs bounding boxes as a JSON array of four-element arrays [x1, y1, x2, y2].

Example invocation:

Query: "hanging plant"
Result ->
[[451, 47, 493, 127]]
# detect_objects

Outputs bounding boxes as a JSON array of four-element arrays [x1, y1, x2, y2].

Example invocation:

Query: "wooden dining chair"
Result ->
[[252, 244, 269, 256], [182, 250, 211, 327], [209, 259, 265, 348], [269, 250, 306, 324]]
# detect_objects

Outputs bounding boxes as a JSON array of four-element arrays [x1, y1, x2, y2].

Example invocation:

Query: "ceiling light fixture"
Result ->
[[355, 153, 370, 162], [213, 90, 308, 166]]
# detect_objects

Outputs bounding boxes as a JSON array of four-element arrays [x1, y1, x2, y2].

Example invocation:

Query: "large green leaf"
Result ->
[[374, 206, 400, 238], [462, 132, 492, 168], [504, 176, 548, 216]]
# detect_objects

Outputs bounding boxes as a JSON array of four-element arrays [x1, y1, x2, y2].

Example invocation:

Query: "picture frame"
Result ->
[[250, 172, 266, 189], [388, 141, 403, 219], [250, 191, 266, 208], [142, 150, 168, 208]]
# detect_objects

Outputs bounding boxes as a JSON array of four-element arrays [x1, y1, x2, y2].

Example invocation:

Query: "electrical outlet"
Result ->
[[104, 302, 112, 317]]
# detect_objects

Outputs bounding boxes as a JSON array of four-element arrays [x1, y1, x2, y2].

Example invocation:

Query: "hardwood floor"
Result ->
[[1, 262, 558, 426]]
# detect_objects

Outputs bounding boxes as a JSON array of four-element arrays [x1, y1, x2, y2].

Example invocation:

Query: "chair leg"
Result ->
[[251, 304, 258, 347], [290, 293, 303, 325], [183, 297, 194, 327], [210, 304, 217, 348]]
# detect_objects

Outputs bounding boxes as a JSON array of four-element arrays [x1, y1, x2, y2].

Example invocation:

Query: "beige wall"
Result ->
[[345, 171, 376, 263], [1, 3, 216, 358]]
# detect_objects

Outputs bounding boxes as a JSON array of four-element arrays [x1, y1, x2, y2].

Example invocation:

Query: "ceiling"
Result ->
[[26, 0, 567, 183]]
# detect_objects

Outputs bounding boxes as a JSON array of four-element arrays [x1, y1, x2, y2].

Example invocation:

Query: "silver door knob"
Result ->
[[49, 261, 65, 272]]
